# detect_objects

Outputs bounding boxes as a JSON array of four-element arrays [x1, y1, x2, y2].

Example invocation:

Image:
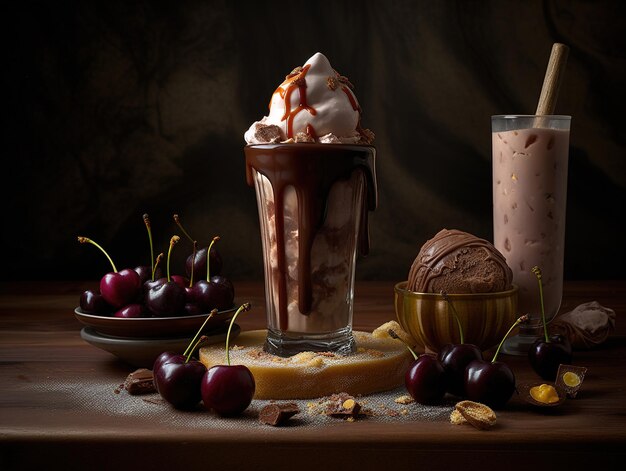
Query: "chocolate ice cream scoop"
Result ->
[[407, 229, 512, 294]]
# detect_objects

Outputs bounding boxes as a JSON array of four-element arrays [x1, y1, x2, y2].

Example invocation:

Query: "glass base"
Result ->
[[502, 333, 540, 356], [263, 326, 356, 358]]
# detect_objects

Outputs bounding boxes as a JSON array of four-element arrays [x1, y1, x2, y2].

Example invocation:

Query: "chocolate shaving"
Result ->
[[259, 403, 300, 426], [123, 368, 156, 395]]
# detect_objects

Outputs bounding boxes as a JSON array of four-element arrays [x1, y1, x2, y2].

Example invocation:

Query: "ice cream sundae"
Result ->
[[244, 53, 376, 356]]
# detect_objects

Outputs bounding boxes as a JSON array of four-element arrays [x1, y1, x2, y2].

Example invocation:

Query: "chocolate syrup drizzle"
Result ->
[[245, 145, 377, 330]]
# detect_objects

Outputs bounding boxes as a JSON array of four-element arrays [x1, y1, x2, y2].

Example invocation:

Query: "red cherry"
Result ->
[[202, 365, 255, 416], [100, 269, 141, 308], [527, 266, 573, 380], [405, 354, 448, 404], [464, 315, 529, 408], [114, 303, 146, 318], [152, 310, 218, 407], [77, 237, 141, 309], [200, 303, 254, 416]]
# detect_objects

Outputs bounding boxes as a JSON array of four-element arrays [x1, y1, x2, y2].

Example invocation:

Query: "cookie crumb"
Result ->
[[394, 395, 415, 405], [450, 409, 467, 425]]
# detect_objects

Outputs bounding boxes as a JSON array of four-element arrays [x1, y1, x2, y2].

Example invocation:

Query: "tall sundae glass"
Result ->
[[244, 53, 377, 357]]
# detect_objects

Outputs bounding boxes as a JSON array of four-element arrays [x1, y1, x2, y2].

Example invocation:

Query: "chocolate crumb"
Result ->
[[294, 132, 315, 143], [358, 128, 375, 145], [259, 403, 300, 426]]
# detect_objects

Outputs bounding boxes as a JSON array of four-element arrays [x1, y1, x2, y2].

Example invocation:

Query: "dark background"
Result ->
[[5, 0, 625, 283]]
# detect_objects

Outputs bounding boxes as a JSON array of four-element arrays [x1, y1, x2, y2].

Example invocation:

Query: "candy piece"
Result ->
[[529, 383, 560, 404], [259, 403, 300, 426], [556, 364, 587, 398]]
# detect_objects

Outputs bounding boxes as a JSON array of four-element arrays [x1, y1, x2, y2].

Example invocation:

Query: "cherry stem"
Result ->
[[183, 309, 217, 357], [167, 236, 180, 283], [189, 241, 197, 287], [185, 336, 209, 363], [77, 237, 117, 273], [492, 315, 529, 363], [442, 292, 464, 344], [206, 236, 220, 282], [388, 329, 418, 360], [152, 253, 164, 281], [532, 266, 549, 343], [143, 214, 154, 277], [173, 214, 195, 245], [226, 303, 251, 366]]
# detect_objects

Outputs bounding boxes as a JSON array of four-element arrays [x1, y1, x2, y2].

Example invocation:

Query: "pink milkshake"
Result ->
[[492, 115, 570, 345]]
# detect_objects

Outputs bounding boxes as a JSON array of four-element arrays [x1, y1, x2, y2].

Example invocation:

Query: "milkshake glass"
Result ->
[[245, 143, 377, 357], [492, 115, 570, 354]]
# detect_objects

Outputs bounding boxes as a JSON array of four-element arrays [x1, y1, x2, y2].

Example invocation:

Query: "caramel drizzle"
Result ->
[[341, 86, 360, 112], [269, 64, 317, 139], [268, 65, 365, 141]]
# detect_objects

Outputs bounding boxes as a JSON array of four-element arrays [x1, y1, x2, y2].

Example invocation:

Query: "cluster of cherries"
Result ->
[[397, 266, 573, 409], [78, 214, 234, 318], [154, 303, 255, 415]]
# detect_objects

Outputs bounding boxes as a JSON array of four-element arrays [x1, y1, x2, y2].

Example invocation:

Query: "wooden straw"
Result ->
[[535, 43, 569, 116]]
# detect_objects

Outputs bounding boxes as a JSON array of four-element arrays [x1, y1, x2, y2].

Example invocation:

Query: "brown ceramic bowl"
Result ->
[[74, 305, 237, 339], [394, 282, 518, 352]]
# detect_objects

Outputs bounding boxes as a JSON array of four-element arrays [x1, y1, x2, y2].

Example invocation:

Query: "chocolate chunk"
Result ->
[[124, 368, 156, 395], [254, 124, 283, 143], [259, 403, 300, 426], [328, 397, 362, 418]]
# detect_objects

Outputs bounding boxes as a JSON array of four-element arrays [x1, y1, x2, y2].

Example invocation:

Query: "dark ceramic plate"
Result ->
[[74, 305, 237, 339], [517, 382, 567, 408], [80, 324, 240, 368]]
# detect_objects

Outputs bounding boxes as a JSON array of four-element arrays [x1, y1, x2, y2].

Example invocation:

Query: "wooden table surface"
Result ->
[[1, 280, 625, 470]]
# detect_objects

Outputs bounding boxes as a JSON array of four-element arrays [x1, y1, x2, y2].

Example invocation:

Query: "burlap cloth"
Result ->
[[23, 377, 453, 429]]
